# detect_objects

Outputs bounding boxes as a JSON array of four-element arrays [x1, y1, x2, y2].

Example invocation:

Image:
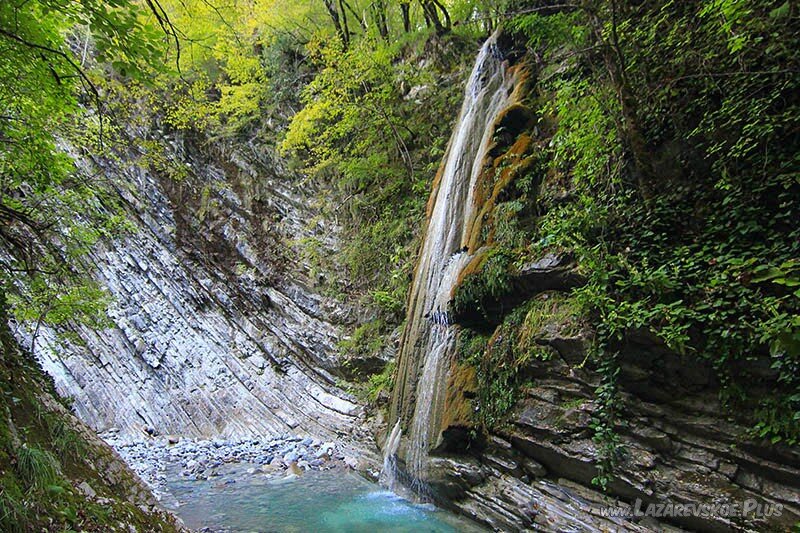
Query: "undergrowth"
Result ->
[[454, 0, 799, 491]]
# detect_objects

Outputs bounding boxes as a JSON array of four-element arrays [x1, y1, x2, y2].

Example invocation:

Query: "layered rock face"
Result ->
[[0, 302, 184, 531], [421, 307, 800, 531], [384, 34, 800, 533], [22, 132, 366, 444]]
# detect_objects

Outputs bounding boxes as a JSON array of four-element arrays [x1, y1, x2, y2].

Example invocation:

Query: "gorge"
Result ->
[[1, 1, 799, 532]]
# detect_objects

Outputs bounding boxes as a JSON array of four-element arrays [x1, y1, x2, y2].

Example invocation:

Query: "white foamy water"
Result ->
[[387, 32, 522, 491], [381, 420, 403, 490]]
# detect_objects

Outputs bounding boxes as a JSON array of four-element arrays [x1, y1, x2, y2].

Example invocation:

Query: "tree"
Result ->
[[0, 0, 170, 337], [420, 0, 451, 34], [323, 0, 350, 47], [400, 1, 412, 32], [371, 0, 390, 40]]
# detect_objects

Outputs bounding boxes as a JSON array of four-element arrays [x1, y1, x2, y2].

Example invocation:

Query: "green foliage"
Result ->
[[519, 293, 583, 341], [458, 292, 584, 429], [15, 444, 60, 492], [476, 0, 800, 484], [9, 277, 111, 331], [153, 0, 281, 136], [0, 0, 166, 339], [0, 488, 26, 533], [458, 301, 562, 429], [366, 360, 396, 403], [456, 327, 505, 427], [543, 80, 622, 189], [339, 319, 386, 358], [561, 397, 587, 410], [43, 414, 87, 462], [293, 236, 328, 282], [589, 349, 622, 491], [509, 9, 588, 52], [281, 30, 473, 322], [452, 250, 513, 319]]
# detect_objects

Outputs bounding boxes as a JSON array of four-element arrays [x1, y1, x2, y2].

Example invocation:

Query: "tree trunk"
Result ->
[[400, 2, 411, 32], [585, 0, 653, 200], [419, 1, 442, 33], [337, 0, 351, 47], [341, 0, 367, 33], [323, 0, 348, 48], [419, 1, 449, 35], [372, 0, 389, 39], [431, 0, 451, 30]]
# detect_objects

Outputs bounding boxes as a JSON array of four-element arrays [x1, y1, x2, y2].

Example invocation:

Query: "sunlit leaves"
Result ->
[[9, 277, 111, 331], [0, 0, 164, 333]]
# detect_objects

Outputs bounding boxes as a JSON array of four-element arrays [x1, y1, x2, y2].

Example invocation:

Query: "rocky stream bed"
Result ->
[[103, 431, 485, 532], [104, 431, 354, 500]]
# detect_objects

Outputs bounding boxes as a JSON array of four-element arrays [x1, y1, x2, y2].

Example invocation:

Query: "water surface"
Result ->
[[166, 466, 485, 532]]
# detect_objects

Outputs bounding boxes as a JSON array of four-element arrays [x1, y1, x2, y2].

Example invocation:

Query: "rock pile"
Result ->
[[104, 431, 344, 500]]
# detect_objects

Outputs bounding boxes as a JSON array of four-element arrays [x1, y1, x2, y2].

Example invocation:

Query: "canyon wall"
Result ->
[[19, 131, 369, 445], [10, 26, 797, 533], [385, 35, 800, 533], [0, 297, 184, 531]]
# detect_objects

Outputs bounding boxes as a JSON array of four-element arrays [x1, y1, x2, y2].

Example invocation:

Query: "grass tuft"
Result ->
[[0, 489, 26, 532], [15, 444, 60, 491]]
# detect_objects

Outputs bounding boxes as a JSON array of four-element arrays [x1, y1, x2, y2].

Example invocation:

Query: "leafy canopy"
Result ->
[[0, 0, 168, 331]]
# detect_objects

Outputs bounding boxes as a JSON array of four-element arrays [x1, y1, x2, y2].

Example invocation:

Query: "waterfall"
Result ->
[[387, 32, 522, 494], [380, 421, 403, 490]]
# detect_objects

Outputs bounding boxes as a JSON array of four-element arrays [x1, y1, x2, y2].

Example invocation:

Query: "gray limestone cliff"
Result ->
[[18, 130, 370, 447], [0, 294, 184, 531]]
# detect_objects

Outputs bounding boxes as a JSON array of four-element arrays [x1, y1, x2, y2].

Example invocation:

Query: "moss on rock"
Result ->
[[0, 297, 183, 532]]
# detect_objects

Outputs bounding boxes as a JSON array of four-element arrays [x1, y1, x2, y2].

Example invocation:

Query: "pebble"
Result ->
[[102, 433, 344, 500], [283, 452, 299, 463], [314, 449, 329, 459]]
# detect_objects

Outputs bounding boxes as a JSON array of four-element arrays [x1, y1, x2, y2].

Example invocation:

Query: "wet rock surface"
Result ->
[[453, 253, 585, 329], [495, 340, 800, 532], [413, 329, 800, 532], [416, 454, 659, 532]]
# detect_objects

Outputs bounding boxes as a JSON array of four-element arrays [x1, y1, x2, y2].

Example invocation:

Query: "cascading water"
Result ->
[[386, 32, 523, 494], [380, 420, 403, 490]]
